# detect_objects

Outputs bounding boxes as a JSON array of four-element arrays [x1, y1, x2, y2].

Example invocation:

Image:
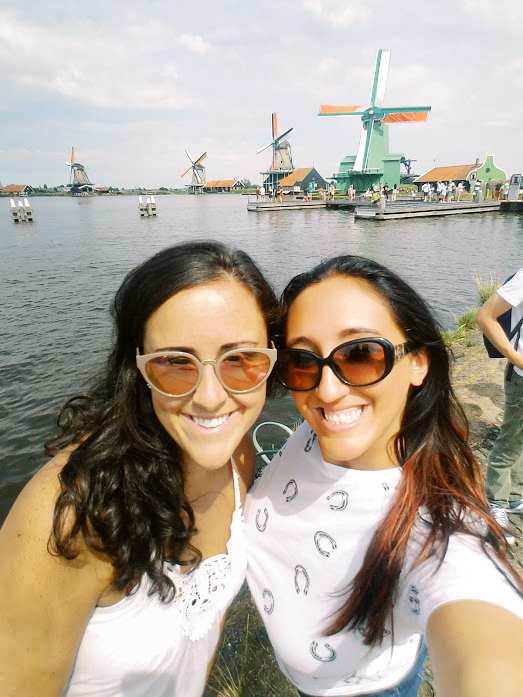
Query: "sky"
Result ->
[[1, 0, 522, 190]]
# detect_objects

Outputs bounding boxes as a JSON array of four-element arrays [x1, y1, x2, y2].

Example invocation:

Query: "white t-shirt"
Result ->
[[497, 268, 523, 377], [246, 422, 523, 696]]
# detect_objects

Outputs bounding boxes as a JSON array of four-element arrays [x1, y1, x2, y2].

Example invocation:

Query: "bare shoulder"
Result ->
[[0, 451, 114, 695], [0, 448, 114, 591]]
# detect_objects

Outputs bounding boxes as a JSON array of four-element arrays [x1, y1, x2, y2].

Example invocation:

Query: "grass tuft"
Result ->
[[475, 275, 500, 305], [441, 307, 479, 347]]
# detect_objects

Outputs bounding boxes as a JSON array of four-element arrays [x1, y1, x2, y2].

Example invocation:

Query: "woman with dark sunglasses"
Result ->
[[0, 241, 279, 697], [246, 255, 523, 697]]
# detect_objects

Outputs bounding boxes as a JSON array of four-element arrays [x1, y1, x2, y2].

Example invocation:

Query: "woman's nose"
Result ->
[[192, 363, 229, 410], [314, 364, 350, 403]]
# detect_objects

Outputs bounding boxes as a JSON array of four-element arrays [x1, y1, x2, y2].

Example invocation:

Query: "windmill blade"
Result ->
[[383, 110, 431, 123], [194, 169, 202, 184], [371, 49, 391, 108], [274, 127, 293, 145], [272, 113, 278, 140], [194, 152, 207, 166], [180, 165, 193, 178], [318, 104, 364, 116], [353, 122, 373, 172], [185, 149, 196, 164], [257, 142, 273, 154]]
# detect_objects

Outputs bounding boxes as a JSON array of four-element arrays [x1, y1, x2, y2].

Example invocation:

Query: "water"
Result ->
[[1, 194, 522, 521]]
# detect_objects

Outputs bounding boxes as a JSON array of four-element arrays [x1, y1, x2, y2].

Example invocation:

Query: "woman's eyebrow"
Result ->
[[149, 341, 260, 353]]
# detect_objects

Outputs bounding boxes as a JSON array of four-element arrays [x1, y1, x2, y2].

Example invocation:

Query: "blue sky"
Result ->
[[1, 0, 522, 189]]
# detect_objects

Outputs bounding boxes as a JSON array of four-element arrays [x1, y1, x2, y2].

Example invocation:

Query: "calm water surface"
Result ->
[[1, 194, 522, 521]]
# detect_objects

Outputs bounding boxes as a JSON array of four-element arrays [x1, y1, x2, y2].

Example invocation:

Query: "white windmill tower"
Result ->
[[257, 113, 294, 192], [318, 50, 431, 192], [180, 149, 207, 194]]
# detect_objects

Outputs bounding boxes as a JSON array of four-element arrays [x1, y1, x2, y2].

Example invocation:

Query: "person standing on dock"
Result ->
[[473, 180, 482, 203], [476, 269, 523, 545], [456, 182, 464, 201], [347, 184, 354, 201], [422, 182, 431, 202], [485, 179, 492, 199]]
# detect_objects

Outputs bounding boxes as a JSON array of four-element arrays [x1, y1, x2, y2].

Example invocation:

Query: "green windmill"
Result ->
[[319, 49, 431, 193]]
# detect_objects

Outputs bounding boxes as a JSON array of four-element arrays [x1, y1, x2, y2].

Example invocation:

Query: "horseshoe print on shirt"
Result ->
[[310, 641, 337, 662], [255, 507, 269, 532], [294, 565, 310, 595], [409, 584, 420, 615], [314, 531, 337, 557], [326, 490, 349, 510], [262, 588, 274, 614], [304, 431, 317, 452], [283, 479, 298, 502]]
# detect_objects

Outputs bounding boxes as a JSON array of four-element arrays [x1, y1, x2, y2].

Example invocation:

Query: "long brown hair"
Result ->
[[46, 241, 279, 600], [280, 255, 522, 646]]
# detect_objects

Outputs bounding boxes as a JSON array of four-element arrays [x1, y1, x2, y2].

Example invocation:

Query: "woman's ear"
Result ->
[[409, 347, 430, 386]]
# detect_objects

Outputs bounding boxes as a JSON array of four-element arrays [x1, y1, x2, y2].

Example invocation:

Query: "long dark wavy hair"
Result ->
[[46, 240, 279, 601], [279, 254, 523, 646]]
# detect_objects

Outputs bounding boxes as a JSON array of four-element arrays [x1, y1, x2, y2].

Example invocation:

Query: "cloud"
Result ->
[[461, 0, 523, 31], [178, 33, 211, 56], [301, 0, 371, 28], [0, 10, 197, 111]]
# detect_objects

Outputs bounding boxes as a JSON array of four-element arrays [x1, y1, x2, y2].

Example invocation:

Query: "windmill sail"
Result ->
[[318, 49, 431, 174]]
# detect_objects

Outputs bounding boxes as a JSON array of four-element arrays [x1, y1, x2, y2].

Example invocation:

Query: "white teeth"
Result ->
[[192, 414, 228, 429], [324, 408, 363, 425]]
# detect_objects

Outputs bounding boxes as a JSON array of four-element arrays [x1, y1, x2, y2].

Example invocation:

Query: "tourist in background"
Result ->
[[0, 241, 279, 697], [476, 269, 523, 545], [247, 255, 523, 697]]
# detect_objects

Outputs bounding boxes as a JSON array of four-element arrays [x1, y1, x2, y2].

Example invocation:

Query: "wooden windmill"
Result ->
[[318, 50, 431, 192], [65, 147, 95, 193], [65, 147, 93, 186], [180, 149, 207, 194], [257, 113, 294, 191]]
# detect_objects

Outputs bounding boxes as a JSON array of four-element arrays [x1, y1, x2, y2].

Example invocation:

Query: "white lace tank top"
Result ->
[[64, 465, 246, 697]]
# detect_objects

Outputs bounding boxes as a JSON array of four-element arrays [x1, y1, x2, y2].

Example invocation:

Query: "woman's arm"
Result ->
[[0, 454, 114, 697], [476, 293, 523, 369], [426, 599, 523, 697]]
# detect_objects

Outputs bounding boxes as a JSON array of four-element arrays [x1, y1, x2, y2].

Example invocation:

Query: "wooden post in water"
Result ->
[[138, 196, 157, 217], [10, 198, 33, 223]]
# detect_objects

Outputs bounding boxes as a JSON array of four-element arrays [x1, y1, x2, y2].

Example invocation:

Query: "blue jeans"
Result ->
[[297, 641, 428, 697]]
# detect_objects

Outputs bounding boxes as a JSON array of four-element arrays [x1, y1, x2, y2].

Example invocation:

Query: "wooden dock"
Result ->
[[353, 200, 500, 220], [500, 200, 523, 213], [247, 197, 326, 212]]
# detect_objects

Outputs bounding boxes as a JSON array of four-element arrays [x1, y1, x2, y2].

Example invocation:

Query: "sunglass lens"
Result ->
[[333, 341, 386, 385], [277, 350, 319, 390], [219, 351, 272, 391], [145, 355, 199, 396]]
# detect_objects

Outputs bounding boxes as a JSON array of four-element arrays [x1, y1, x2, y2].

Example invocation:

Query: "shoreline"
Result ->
[[207, 329, 522, 697]]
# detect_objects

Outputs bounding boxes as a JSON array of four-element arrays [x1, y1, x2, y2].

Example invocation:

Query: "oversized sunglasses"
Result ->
[[276, 338, 416, 391], [136, 345, 277, 397]]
